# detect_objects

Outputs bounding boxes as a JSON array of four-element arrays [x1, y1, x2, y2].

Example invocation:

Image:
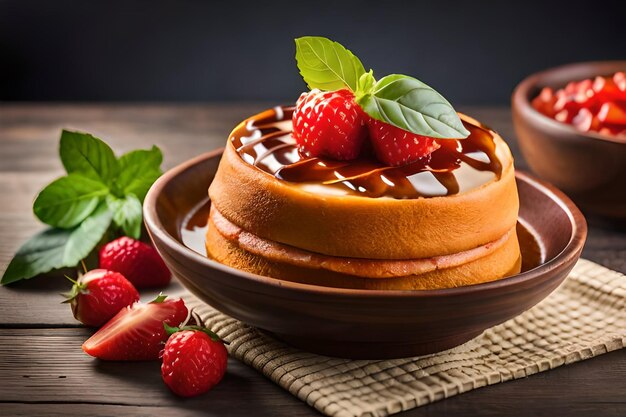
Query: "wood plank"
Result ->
[[3, 403, 317, 417], [0, 274, 185, 328], [0, 328, 624, 416], [3, 404, 178, 417], [0, 103, 270, 172], [0, 328, 320, 416]]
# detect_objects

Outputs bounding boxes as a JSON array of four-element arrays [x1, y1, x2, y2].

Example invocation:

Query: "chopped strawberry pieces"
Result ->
[[531, 87, 558, 117], [614, 72, 626, 91], [598, 102, 626, 125], [532, 71, 626, 138]]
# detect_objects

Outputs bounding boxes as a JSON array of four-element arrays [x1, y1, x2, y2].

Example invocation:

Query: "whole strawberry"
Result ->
[[367, 118, 441, 166], [292, 88, 367, 160], [161, 325, 228, 397], [64, 269, 139, 327], [82, 294, 188, 361], [99, 237, 171, 288]]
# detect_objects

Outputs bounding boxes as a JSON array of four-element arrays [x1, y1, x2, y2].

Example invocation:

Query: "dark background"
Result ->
[[1, 0, 625, 104]]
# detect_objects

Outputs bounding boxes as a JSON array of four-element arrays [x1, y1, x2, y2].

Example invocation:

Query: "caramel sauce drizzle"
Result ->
[[230, 106, 502, 199]]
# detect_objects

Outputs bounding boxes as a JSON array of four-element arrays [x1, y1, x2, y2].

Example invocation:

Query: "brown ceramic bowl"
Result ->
[[144, 150, 587, 359], [512, 61, 626, 221]]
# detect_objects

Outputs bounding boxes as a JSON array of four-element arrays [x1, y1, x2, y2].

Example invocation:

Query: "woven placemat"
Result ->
[[181, 259, 626, 417]]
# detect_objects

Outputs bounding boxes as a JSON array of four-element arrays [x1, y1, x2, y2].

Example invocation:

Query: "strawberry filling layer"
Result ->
[[209, 207, 512, 279]]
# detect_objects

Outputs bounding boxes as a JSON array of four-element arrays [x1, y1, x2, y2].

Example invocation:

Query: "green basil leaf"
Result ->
[[1, 204, 112, 285], [60, 130, 120, 185], [33, 174, 109, 228], [356, 74, 470, 139], [295, 36, 366, 92], [107, 194, 142, 239], [114, 145, 163, 202]]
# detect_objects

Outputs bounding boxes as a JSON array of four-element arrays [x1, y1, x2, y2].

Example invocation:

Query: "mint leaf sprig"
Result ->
[[295, 36, 366, 92], [294, 36, 470, 139], [2, 130, 162, 285]]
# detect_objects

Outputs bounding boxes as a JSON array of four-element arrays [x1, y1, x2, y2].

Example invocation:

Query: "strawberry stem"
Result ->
[[163, 322, 180, 336], [64, 275, 78, 285], [60, 275, 85, 303], [162, 322, 228, 345], [80, 260, 88, 274], [151, 293, 168, 303]]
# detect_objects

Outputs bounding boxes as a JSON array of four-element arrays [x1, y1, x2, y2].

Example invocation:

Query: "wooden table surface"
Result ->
[[1, 104, 624, 417]]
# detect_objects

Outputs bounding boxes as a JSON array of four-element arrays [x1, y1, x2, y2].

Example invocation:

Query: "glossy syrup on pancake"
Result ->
[[230, 106, 503, 199]]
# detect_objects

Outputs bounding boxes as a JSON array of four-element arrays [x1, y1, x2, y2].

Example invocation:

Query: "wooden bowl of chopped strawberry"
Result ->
[[512, 61, 626, 222]]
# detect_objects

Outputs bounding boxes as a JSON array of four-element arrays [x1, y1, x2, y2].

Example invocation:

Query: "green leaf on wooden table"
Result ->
[[33, 174, 109, 228], [114, 146, 163, 202], [107, 194, 143, 239], [60, 130, 120, 185], [295, 36, 366, 92], [355, 74, 470, 139], [1, 204, 112, 285]]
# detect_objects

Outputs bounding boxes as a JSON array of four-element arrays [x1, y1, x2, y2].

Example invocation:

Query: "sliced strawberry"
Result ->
[[571, 79, 594, 109], [614, 72, 626, 92], [531, 87, 558, 117], [599, 126, 626, 137], [572, 108, 600, 132], [598, 102, 626, 125], [367, 118, 441, 166], [65, 269, 139, 327], [563, 81, 578, 95], [554, 89, 585, 119], [292, 89, 367, 160], [82, 295, 188, 361], [593, 74, 626, 103], [554, 109, 570, 123]]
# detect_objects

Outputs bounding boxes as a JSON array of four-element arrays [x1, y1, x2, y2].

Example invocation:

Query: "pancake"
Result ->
[[205, 206, 522, 290], [206, 106, 521, 290]]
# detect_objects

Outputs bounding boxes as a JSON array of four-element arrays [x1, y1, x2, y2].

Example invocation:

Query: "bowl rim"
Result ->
[[144, 150, 587, 299], [512, 60, 626, 145]]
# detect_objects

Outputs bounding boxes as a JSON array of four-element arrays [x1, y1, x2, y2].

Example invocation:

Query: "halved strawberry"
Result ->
[[367, 118, 441, 166], [82, 294, 188, 361]]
